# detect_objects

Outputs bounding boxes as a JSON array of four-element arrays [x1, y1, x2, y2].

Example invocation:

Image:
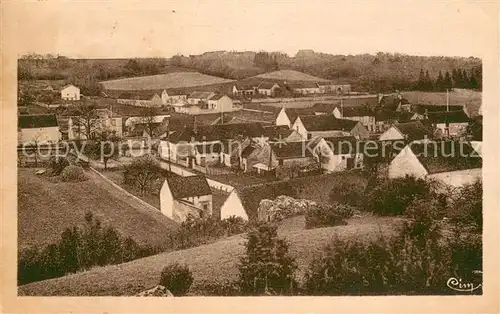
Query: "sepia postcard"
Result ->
[[1, 0, 499, 313]]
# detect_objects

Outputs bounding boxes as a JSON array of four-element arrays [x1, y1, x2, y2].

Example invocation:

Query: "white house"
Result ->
[[187, 91, 216, 105], [159, 175, 213, 222], [207, 94, 234, 112], [312, 136, 364, 172], [18, 114, 61, 144], [60, 84, 80, 101], [161, 90, 187, 105], [388, 141, 482, 188], [219, 181, 296, 221], [286, 82, 320, 95], [232, 84, 258, 97], [378, 121, 434, 142], [275, 107, 315, 127], [257, 82, 280, 96], [332, 106, 376, 132], [292, 115, 370, 140]]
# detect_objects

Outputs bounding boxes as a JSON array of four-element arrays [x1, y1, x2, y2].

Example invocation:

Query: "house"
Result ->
[[412, 104, 467, 119], [207, 94, 234, 112], [378, 121, 434, 142], [124, 115, 170, 136], [286, 82, 320, 95], [232, 83, 258, 97], [161, 90, 187, 105], [187, 91, 216, 105], [317, 82, 352, 94], [388, 141, 482, 188], [379, 94, 410, 111], [374, 110, 419, 133], [117, 93, 163, 107], [18, 114, 61, 144], [219, 181, 296, 221], [426, 110, 470, 138], [332, 106, 376, 132], [262, 125, 302, 142], [292, 115, 370, 140], [257, 82, 281, 96], [194, 142, 222, 166], [159, 175, 213, 222], [60, 84, 80, 101], [270, 141, 318, 178], [312, 135, 364, 172], [275, 107, 316, 127], [67, 108, 123, 140], [220, 138, 251, 168]]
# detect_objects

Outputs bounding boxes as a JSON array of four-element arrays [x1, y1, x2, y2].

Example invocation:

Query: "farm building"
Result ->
[[374, 110, 419, 132], [332, 106, 376, 132], [275, 107, 316, 127], [207, 94, 234, 112], [161, 90, 187, 105], [378, 120, 434, 142], [187, 91, 216, 105], [160, 175, 213, 223], [292, 115, 370, 140], [388, 141, 482, 188], [256, 82, 281, 96], [18, 114, 61, 144], [60, 84, 80, 101], [317, 82, 351, 94], [232, 83, 258, 97], [286, 81, 320, 95], [67, 108, 123, 140]]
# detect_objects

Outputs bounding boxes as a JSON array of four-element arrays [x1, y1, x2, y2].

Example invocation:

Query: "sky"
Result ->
[[8, 0, 496, 59]]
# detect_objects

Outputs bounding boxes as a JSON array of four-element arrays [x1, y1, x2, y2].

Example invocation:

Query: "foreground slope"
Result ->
[[18, 169, 178, 250], [18, 215, 403, 296]]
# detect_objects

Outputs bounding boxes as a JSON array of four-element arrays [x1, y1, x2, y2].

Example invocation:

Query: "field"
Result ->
[[402, 89, 482, 116], [100, 72, 235, 91], [18, 214, 404, 296], [18, 168, 178, 251], [252, 69, 330, 82]]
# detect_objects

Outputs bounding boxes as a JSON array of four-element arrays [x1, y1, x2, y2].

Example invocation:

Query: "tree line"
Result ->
[[415, 66, 481, 92]]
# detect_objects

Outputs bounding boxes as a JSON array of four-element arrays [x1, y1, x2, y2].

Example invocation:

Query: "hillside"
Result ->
[[18, 168, 178, 251], [253, 69, 329, 82], [18, 215, 404, 296], [100, 72, 235, 91], [402, 89, 482, 117]]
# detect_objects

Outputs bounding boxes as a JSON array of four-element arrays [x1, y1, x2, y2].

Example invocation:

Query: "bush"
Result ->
[[18, 212, 159, 285], [60, 165, 87, 182], [364, 176, 434, 216], [159, 263, 194, 296], [305, 203, 354, 229], [238, 223, 297, 295], [448, 180, 482, 232], [47, 155, 70, 176]]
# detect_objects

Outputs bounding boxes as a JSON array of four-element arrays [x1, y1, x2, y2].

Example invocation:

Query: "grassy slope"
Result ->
[[254, 69, 330, 82], [100, 72, 234, 90], [18, 215, 403, 296], [402, 89, 482, 116], [18, 169, 178, 251]]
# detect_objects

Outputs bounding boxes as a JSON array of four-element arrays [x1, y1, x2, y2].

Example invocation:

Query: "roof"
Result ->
[[281, 107, 316, 123], [167, 122, 266, 143], [319, 136, 359, 155], [188, 91, 214, 99], [61, 84, 78, 90], [18, 114, 59, 129], [393, 121, 434, 141], [413, 104, 465, 115], [298, 115, 358, 132], [375, 110, 415, 122], [241, 145, 258, 158], [408, 141, 482, 174], [426, 110, 470, 124], [287, 81, 319, 89], [234, 83, 258, 91], [262, 125, 294, 140], [312, 103, 336, 114], [235, 181, 297, 221], [257, 82, 279, 89], [208, 94, 229, 101], [342, 96, 379, 107], [166, 175, 212, 199], [270, 141, 314, 159], [337, 106, 373, 117], [195, 142, 222, 154]]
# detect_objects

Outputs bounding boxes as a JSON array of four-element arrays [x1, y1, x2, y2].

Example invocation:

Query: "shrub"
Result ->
[[238, 223, 297, 295], [190, 280, 240, 296], [60, 165, 87, 182], [47, 155, 70, 176], [159, 263, 194, 296], [305, 203, 354, 229], [364, 176, 434, 216], [448, 180, 482, 232]]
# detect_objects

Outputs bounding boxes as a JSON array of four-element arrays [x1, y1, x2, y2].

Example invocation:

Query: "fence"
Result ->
[[192, 164, 233, 175], [206, 178, 234, 193]]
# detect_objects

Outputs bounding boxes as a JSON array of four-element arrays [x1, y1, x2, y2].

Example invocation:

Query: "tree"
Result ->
[[237, 223, 297, 295], [443, 71, 453, 90], [139, 106, 161, 138], [435, 71, 445, 92], [424, 70, 433, 91], [89, 131, 121, 170], [123, 155, 161, 195], [159, 263, 194, 296], [73, 103, 99, 140], [417, 69, 425, 90]]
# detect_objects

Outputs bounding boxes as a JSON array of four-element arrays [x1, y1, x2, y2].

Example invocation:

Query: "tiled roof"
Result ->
[[298, 115, 358, 132], [167, 122, 265, 143], [426, 110, 470, 124], [338, 106, 374, 117], [262, 125, 294, 140], [18, 114, 58, 129], [287, 81, 319, 89], [241, 145, 258, 158], [208, 94, 228, 101], [413, 104, 464, 115], [188, 91, 215, 99], [393, 121, 434, 141], [409, 141, 482, 174], [282, 107, 316, 123], [257, 82, 279, 89], [167, 175, 212, 199], [270, 141, 314, 159]]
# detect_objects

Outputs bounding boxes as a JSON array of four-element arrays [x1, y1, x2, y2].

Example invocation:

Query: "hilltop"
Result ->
[[18, 168, 178, 251]]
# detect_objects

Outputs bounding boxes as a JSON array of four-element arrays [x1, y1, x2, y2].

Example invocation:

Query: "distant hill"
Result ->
[[100, 72, 235, 91], [253, 69, 330, 82]]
